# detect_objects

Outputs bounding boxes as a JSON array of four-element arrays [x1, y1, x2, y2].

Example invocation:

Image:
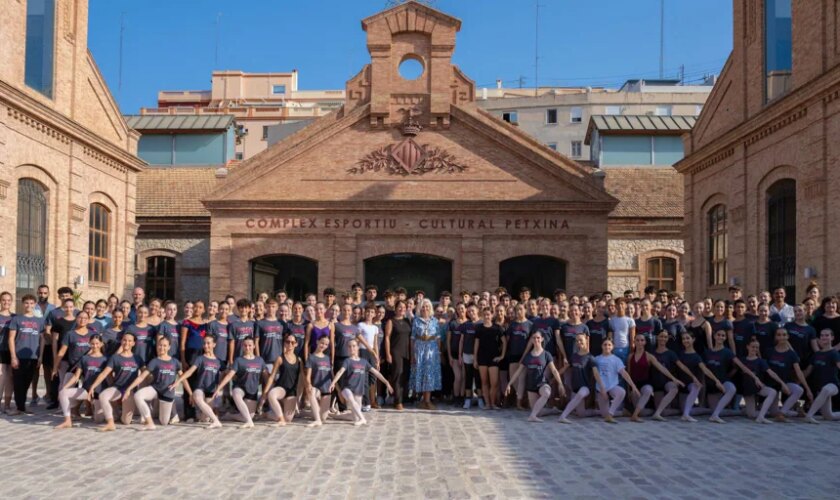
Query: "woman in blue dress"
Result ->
[[410, 299, 442, 409]]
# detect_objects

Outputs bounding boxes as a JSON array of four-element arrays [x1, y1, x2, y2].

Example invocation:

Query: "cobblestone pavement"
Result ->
[[0, 401, 838, 499]]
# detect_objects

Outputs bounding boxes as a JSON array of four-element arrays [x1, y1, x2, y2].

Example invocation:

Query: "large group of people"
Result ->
[[0, 279, 839, 431]]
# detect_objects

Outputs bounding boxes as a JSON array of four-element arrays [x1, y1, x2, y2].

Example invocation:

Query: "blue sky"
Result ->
[[88, 0, 734, 114]]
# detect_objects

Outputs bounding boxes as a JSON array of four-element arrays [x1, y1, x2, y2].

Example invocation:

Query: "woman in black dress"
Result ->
[[474, 307, 507, 410]]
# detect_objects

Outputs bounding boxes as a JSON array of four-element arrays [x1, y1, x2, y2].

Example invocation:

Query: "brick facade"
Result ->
[[0, 0, 143, 302], [201, 2, 616, 300], [677, 0, 840, 300]]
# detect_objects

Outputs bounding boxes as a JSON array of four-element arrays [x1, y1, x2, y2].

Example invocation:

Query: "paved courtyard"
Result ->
[[0, 402, 838, 499]]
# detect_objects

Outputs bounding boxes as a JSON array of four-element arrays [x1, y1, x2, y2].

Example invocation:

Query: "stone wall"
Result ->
[[608, 276, 641, 296], [608, 238, 683, 270], [607, 237, 684, 295]]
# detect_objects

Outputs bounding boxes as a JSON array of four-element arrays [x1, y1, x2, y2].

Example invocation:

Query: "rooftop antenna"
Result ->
[[118, 11, 125, 92], [659, 0, 665, 79], [215, 12, 222, 68], [535, 1, 542, 97]]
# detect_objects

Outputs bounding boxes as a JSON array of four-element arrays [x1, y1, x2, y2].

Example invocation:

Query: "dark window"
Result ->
[[502, 111, 518, 124], [767, 179, 796, 299], [499, 255, 567, 299], [25, 0, 55, 97], [88, 203, 110, 284], [146, 256, 176, 302], [708, 204, 727, 286], [546, 108, 558, 124], [251, 255, 318, 302], [765, 0, 792, 101], [364, 254, 452, 300], [647, 257, 677, 291], [16, 179, 48, 299], [262, 126, 269, 140]]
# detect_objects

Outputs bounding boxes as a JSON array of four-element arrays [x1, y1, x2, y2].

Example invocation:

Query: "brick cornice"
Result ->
[[203, 200, 616, 213], [675, 64, 840, 175], [0, 81, 145, 172]]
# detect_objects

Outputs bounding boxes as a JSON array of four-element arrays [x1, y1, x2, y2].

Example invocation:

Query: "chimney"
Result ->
[[496, 79, 502, 89], [215, 166, 229, 179], [481, 88, 488, 100], [591, 168, 606, 186]]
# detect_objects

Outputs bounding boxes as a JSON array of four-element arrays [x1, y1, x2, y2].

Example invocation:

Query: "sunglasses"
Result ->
[[284, 339, 297, 345]]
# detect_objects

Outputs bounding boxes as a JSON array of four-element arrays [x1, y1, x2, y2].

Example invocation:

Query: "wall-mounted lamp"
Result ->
[[0, 265, 6, 278], [804, 267, 818, 279], [728, 276, 740, 287], [73, 275, 85, 287]]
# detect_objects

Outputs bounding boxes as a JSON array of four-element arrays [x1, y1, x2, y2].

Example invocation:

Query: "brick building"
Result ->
[[135, 1, 619, 302], [203, 1, 619, 300], [131, 1, 718, 302], [677, 0, 840, 300], [0, 0, 143, 302]]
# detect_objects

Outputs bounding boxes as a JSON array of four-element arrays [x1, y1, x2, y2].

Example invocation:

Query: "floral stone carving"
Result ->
[[348, 142, 469, 176]]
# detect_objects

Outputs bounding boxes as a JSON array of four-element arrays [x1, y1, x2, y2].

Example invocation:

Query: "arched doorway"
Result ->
[[767, 179, 796, 299], [364, 253, 452, 299], [250, 255, 318, 301], [16, 179, 48, 299], [499, 255, 567, 298]]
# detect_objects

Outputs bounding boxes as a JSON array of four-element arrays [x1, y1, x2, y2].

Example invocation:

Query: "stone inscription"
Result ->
[[244, 217, 570, 231]]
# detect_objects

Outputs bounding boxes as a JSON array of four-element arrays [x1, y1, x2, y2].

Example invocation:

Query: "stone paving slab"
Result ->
[[0, 404, 838, 499]]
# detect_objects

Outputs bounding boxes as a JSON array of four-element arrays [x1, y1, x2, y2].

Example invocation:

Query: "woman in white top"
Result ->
[[594, 338, 640, 423], [608, 298, 635, 364], [358, 305, 381, 411]]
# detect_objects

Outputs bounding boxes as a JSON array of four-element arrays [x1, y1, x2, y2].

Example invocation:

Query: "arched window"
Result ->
[[767, 179, 796, 299], [88, 203, 111, 284], [708, 204, 727, 286], [647, 257, 677, 291], [16, 179, 48, 299], [146, 256, 176, 302]]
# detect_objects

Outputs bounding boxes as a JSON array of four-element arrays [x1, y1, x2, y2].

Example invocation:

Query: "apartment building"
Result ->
[[477, 79, 713, 161], [140, 70, 345, 159]]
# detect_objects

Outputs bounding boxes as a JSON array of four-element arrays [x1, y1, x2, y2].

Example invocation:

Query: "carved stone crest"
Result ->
[[347, 107, 468, 176]]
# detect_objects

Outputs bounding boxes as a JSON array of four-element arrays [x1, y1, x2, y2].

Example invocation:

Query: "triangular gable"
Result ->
[[361, 0, 461, 32], [75, 50, 133, 148], [205, 0, 615, 211], [204, 102, 616, 209], [684, 54, 745, 154]]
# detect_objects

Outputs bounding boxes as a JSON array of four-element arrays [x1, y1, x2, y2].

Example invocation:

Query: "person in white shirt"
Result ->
[[608, 298, 636, 364], [769, 287, 795, 324], [358, 305, 381, 411], [594, 338, 640, 423]]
